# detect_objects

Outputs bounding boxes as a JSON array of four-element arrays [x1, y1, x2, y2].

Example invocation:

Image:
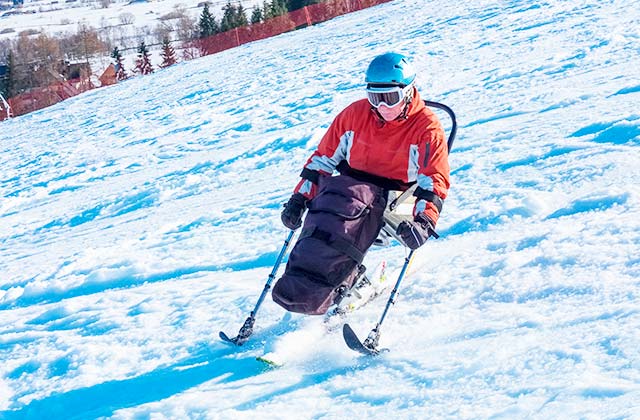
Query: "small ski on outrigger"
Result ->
[[342, 324, 385, 355], [342, 249, 414, 356], [219, 230, 295, 346]]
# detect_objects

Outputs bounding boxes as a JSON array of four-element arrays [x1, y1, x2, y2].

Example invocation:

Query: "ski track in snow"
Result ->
[[1, 0, 640, 418]]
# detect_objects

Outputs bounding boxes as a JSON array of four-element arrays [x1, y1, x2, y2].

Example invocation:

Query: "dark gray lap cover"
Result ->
[[272, 175, 387, 315]]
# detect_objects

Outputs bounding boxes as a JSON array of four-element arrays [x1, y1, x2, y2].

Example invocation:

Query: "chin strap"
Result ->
[[397, 102, 410, 120], [371, 107, 386, 125]]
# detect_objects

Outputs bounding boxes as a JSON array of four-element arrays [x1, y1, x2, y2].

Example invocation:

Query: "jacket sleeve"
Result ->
[[413, 121, 450, 225], [293, 107, 352, 199]]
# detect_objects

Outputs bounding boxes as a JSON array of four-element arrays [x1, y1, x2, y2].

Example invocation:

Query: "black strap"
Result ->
[[336, 161, 413, 191], [300, 168, 320, 184], [299, 226, 365, 265], [414, 187, 444, 213]]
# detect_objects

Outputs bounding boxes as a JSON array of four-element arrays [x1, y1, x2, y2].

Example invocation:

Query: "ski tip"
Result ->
[[256, 355, 283, 369], [219, 331, 239, 346], [342, 324, 387, 356], [342, 323, 356, 336], [342, 324, 369, 354]]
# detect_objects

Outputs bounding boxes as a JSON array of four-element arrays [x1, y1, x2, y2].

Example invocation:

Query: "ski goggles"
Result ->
[[366, 84, 413, 108]]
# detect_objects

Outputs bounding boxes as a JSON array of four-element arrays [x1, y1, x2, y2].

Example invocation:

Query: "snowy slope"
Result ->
[[1, 0, 640, 418]]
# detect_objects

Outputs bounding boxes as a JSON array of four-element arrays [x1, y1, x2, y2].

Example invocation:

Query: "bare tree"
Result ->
[[160, 4, 188, 21], [154, 22, 173, 45], [181, 41, 201, 61], [11, 33, 64, 92], [176, 14, 197, 41], [119, 12, 135, 25], [59, 24, 108, 63]]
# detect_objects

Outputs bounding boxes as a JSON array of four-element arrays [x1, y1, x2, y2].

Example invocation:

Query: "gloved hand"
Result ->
[[396, 213, 436, 250], [281, 193, 308, 230]]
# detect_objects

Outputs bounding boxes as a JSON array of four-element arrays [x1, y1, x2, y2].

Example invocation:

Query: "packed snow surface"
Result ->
[[1, 0, 639, 418]]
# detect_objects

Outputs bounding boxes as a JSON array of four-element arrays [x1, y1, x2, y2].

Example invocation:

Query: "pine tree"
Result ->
[[236, 4, 249, 27], [111, 46, 128, 81], [275, 0, 288, 15], [263, 0, 287, 20], [288, 0, 318, 12], [1, 51, 16, 98], [262, 2, 270, 20], [159, 38, 177, 68], [288, 0, 303, 11], [198, 3, 219, 38], [250, 6, 263, 24], [135, 41, 154, 75], [220, 1, 236, 32]]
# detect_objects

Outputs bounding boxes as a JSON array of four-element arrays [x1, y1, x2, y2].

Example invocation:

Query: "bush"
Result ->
[[18, 29, 40, 36], [159, 10, 184, 21], [119, 12, 135, 25]]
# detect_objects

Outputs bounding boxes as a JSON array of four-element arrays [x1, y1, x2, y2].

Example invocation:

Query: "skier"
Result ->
[[220, 52, 454, 350], [271, 52, 451, 315], [283, 52, 449, 246]]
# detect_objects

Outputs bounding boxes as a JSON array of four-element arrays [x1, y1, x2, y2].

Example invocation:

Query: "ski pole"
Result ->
[[362, 249, 415, 350], [219, 229, 295, 345]]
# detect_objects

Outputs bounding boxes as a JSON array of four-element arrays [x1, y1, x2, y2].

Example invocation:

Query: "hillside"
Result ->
[[1, 0, 639, 418], [1, 0, 263, 40], [1, 0, 263, 69]]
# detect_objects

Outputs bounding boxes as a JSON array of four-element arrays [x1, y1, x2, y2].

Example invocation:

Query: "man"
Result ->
[[282, 52, 450, 249], [272, 52, 450, 315]]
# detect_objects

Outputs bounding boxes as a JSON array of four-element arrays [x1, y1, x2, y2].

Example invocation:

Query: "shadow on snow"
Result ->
[[0, 345, 263, 420]]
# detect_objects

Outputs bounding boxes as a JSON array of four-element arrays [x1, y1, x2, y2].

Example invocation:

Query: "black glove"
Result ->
[[281, 193, 307, 230], [396, 213, 436, 250]]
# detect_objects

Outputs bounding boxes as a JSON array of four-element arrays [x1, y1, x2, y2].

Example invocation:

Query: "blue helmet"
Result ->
[[365, 52, 416, 87]]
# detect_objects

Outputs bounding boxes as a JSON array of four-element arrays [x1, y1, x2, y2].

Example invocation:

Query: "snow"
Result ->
[[1, 0, 640, 418]]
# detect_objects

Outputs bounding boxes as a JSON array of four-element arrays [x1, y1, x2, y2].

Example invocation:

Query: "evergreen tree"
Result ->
[[159, 38, 177, 68], [1, 51, 16, 98], [263, 0, 287, 20], [236, 4, 249, 27], [135, 41, 154, 75], [275, 0, 288, 15], [288, 0, 318, 11], [111, 46, 128, 81], [198, 3, 219, 38], [220, 1, 237, 32], [262, 2, 270, 20], [250, 6, 263, 24], [288, 0, 303, 11]]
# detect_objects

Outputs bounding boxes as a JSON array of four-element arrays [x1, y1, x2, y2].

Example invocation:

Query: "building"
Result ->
[[64, 61, 92, 80]]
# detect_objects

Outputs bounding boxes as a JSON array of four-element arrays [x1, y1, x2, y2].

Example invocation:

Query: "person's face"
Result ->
[[377, 101, 405, 121]]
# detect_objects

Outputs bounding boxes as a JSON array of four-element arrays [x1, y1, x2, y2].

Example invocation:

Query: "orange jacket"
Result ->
[[294, 89, 450, 224]]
